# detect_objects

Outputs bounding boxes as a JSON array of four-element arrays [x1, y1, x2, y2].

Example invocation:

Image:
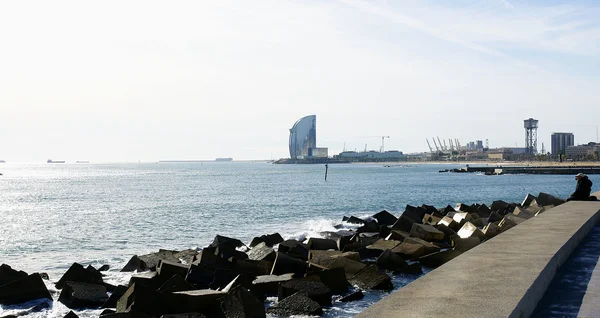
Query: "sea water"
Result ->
[[0, 162, 593, 317]]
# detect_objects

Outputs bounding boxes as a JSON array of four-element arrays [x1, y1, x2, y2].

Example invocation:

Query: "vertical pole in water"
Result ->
[[325, 164, 329, 181]]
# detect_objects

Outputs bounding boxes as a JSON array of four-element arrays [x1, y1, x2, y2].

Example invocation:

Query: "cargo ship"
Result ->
[[47, 159, 65, 163], [215, 158, 233, 162]]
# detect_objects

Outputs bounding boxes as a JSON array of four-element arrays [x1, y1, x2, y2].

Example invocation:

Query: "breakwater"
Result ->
[[449, 165, 600, 175], [0, 192, 567, 317]]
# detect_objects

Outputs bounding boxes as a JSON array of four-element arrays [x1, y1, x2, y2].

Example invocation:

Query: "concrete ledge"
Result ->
[[354, 201, 600, 318]]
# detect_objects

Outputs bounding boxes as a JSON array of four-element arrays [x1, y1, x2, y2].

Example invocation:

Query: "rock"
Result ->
[[343, 216, 365, 225], [235, 259, 272, 277], [437, 205, 454, 215], [56, 263, 104, 289], [340, 290, 364, 302], [512, 206, 536, 219], [266, 291, 322, 316], [372, 210, 398, 226], [304, 267, 349, 294], [422, 213, 442, 226], [487, 211, 504, 223], [437, 216, 461, 232], [348, 265, 393, 290], [366, 239, 402, 254], [174, 250, 200, 265], [128, 271, 163, 290], [452, 236, 481, 253], [331, 252, 361, 262], [64, 311, 79, 318], [385, 230, 410, 241], [402, 205, 427, 223], [356, 220, 380, 233], [117, 283, 171, 316], [185, 264, 215, 288], [0, 264, 28, 286], [249, 233, 284, 248], [482, 222, 501, 239], [271, 252, 307, 276], [419, 250, 461, 268], [192, 248, 233, 271], [307, 238, 338, 251], [391, 215, 415, 232], [0, 273, 52, 305], [457, 222, 486, 240], [308, 250, 342, 262], [121, 255, 145, 272], [58, 281, 108, 309], [158, 275, 195, 293], [209, 235, 245, 251], [171, 289, 227, 314], [490, 200, 509, 214], [376, 249, 408, 271], [251, 273, 294, 295], [499, 215, 526, 231], [278, 240, 309, 261], [246, 243, 276, 262], [409, 224, 445, 241], [522, 194, 537, 207], [157, 260, 189, 281], [101, 285, 128, 309], [278, 279, 332, 305], [220, 285, 265, 318], [391, 242, 427, 260]]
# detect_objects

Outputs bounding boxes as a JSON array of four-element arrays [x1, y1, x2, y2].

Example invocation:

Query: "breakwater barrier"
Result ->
[[355, 192, 600, 318], [449, 165, 600, 175]]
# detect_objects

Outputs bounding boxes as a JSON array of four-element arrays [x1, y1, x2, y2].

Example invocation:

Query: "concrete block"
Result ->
[[457, 222, 486, 240], [251, 274, 294, 296], [307, 238, 338, 251], [348, 265, 393, 291], [247, 242, 276, 262], [278, 279, 332, 306], [266, 291, 322, 316], [0, 273, 52, 305], [58, 281, 108, 309], [372, 210, 398, 226], [409, 223, 445, 241], [270, 252, 307, 276]]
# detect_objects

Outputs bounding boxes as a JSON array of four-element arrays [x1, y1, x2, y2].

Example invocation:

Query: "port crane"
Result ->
[[380, 136, 390, 153], [426, 139, 434, 153]]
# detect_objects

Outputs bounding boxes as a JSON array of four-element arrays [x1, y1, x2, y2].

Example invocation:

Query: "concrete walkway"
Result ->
[[354, 201, 600, 318], [578, 253, 600, 318]]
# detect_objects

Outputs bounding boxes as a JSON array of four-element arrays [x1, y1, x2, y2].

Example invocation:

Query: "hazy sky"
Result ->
[[1, 0, 599, 162]]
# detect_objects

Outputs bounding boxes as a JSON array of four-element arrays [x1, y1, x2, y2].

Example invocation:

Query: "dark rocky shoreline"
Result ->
[[0, 192, 565, 317]]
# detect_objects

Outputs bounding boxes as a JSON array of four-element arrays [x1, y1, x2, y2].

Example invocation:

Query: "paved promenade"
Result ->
[[354, 200, 600, 318]]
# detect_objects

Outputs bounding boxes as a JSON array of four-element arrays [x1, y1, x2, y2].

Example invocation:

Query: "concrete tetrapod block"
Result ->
[[438, 216, 461, 232], [457, 222, 486, 240], [391, 242, 428, 261], [372, 210, 398, 226], [0, 264, 28, 286], [251, 273, 294, 296], [278, 279, 332, 305], [348, 265, 393, 291], [246, 242, 276, 262], [266, 291, 322, 316], [409, 224, 445, 242], [304, 267, 350, 294], [220, 285, 266, 318], [59, 281, 109, 309], [307, 238, 338, 251], [56, 263, 104, 289], [0, 273, 52, 305], [271, 252, 307, 276]]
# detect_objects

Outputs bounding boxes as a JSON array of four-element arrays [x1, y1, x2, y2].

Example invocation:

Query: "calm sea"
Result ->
[[0, 162, 594, 317]]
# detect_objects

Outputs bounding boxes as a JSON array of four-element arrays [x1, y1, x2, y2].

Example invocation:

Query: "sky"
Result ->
[[1, 0, 599, 162]]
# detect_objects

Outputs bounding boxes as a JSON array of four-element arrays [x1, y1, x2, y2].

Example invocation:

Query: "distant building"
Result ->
[[336, 150, 405, 161], [476, 140, 484, 149], [551, 133, 574, 155], [289, 115, 317, 159], [565, 142, 600, 159]]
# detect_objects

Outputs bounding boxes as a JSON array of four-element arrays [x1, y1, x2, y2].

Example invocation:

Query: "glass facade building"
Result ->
[[289, 115, 316, 159], [551, 132, 574, 155]]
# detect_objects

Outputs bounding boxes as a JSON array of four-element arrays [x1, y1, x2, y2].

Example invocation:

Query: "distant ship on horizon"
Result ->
[[0, 160, 5, 163], [47, 159, 65, 163], [215, 158, 233, 162]]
